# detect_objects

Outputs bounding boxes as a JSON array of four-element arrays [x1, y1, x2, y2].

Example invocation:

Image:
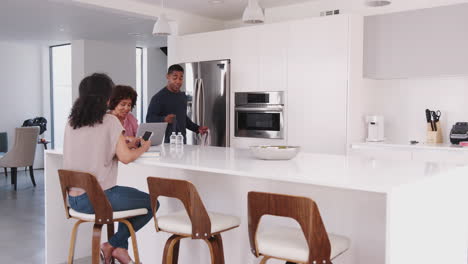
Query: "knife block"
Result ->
[[426, 123, 443, 144]]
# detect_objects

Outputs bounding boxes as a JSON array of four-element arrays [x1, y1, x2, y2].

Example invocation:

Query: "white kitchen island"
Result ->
[[45, 145, 468, 264]]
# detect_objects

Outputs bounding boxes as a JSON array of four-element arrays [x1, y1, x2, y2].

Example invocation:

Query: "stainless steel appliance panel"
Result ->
[[183, 60, 230, 147], [234, 91, 284, 106], [234, 91, 285, 139]]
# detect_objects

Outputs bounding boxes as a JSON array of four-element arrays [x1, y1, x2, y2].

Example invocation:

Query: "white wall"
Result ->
[[364, 76, 468, 144], [0, 41, 44, 169], [143, 47, 167, 121], [50, 45, 72, 150], [71, 40, 85, 101], [355, 4, 468, 144], [71, 39, 136, 102]]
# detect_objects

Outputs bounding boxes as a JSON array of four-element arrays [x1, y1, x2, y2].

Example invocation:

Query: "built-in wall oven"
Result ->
[[234, 91, 284, 139]]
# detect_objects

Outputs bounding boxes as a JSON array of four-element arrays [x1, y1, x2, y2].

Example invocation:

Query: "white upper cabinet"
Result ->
[[287, 16, 351, 155], [168, 30, 230, 65], [258, 23, 289, 92], [364, 4, 468, 79], [229, 26, 259, 92]]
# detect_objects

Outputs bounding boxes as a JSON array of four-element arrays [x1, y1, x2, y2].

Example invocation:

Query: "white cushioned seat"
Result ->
[[69, 208, 148, 221], [257, 226, 350, 262], [157, 210, 240, 235]]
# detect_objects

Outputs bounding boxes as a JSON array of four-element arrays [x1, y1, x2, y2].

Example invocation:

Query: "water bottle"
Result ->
[[169, 132, 177, 146], [176, 132, 184, 146]]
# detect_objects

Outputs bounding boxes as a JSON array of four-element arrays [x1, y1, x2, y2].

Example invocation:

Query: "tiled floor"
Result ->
[[0, 169, 45, 263]]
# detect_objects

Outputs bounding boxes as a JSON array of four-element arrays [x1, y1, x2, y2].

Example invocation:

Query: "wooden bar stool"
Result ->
[[147, 177, 241, 264], [248, 192, 350, 264], [58, 170, 148, 264]]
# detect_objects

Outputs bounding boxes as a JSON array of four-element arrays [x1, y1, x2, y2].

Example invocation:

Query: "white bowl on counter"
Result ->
[[249, 145, 301, 160]]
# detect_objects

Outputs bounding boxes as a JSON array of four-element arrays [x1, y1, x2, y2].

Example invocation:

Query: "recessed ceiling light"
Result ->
[[209, 0, 224, 4], [365, 0, 392, 7]]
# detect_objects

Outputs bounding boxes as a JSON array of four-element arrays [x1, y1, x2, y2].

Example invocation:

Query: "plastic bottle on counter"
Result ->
[[169, 132, 177, 146], [176, 132, 184, 147]]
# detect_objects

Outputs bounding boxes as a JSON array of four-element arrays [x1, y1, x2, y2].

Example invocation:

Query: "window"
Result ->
[[49, 46, 143, 148], [49, 44, 72, 149], [136, 47, 143, 122]]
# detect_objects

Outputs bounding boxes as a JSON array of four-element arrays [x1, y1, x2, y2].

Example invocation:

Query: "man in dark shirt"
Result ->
[[146, 64, 208, 143]]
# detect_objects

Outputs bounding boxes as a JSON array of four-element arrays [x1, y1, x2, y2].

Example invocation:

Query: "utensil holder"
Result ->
[[426, 123, 443, 143]]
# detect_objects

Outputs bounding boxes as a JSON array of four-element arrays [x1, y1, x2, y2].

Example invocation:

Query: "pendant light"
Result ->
[[365, 0, 392, 7], [242, 0, 265, 24], [153, 0, 171, 36]]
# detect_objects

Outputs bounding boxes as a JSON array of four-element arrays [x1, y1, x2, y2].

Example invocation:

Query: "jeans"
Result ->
[[69, 185, 158, 249]]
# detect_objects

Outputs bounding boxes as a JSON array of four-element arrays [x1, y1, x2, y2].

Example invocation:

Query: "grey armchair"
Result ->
[[0, 127, 40, 190]]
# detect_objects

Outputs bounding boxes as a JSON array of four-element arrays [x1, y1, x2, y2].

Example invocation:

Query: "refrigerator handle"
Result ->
[[194, 78, 199, 125], [199, 78, 205, 127], [194, 78, 203, 125]]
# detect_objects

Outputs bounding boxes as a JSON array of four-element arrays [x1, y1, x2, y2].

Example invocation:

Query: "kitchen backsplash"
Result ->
[[364, 75, 468, 144]]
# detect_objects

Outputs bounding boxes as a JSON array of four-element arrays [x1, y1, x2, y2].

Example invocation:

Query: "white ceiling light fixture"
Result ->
[[242, 0, 265, 24], [365, 0, 392, 7], [153, 0, 171, 36]]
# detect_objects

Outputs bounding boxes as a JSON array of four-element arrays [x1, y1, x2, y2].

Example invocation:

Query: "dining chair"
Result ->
[[0, 127, 39, 190]]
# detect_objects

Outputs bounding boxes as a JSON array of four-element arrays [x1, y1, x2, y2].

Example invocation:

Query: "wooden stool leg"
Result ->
[[67, 220, 84, 264], [119, 219, 141, 264], [205, 234, 225, 264], [162, 235, 183, 264], [259, 257, 270, 264], [105, 223, 115, 263], [92, 224, 103, 264], [107, 223, 115, 241]]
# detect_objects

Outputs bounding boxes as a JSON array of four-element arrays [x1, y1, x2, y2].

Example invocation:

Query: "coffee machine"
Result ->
[[365, 115, 385, 142]]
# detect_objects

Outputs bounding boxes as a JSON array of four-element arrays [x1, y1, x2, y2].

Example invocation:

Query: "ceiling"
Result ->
[[2, 0, 467, 45], [0, 0, 166, 47], [132, 0, 318, 20]]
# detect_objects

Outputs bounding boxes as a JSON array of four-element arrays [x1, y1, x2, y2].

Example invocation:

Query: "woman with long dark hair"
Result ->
[[63, 73, 155, 264]]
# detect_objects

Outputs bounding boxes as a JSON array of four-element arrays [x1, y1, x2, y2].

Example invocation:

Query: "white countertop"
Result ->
[[352, 141, 468, 151], [46, 145, 461, 194], [45, 144, 461, 194]]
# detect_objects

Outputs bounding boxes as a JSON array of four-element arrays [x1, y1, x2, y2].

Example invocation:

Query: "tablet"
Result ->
[[136, 123, 168, 146]]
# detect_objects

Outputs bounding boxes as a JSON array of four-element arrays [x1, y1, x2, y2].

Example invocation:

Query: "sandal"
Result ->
[[113, 260, 141, 264], [100, 249, 115, 264]]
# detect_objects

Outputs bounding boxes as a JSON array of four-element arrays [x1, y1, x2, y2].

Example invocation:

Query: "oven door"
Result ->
[[235, 106, 284, 139]]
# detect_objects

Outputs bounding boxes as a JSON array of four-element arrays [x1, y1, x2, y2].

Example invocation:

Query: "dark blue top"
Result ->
[[146, 87, 199, 143]]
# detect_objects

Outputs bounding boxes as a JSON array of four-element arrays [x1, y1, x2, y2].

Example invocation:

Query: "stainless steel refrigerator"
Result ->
[[181, 59, 230, 147]]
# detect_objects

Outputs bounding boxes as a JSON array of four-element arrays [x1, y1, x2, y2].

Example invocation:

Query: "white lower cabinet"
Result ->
[[412, 150, 468, 165], [350, 145, 468, 165]]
